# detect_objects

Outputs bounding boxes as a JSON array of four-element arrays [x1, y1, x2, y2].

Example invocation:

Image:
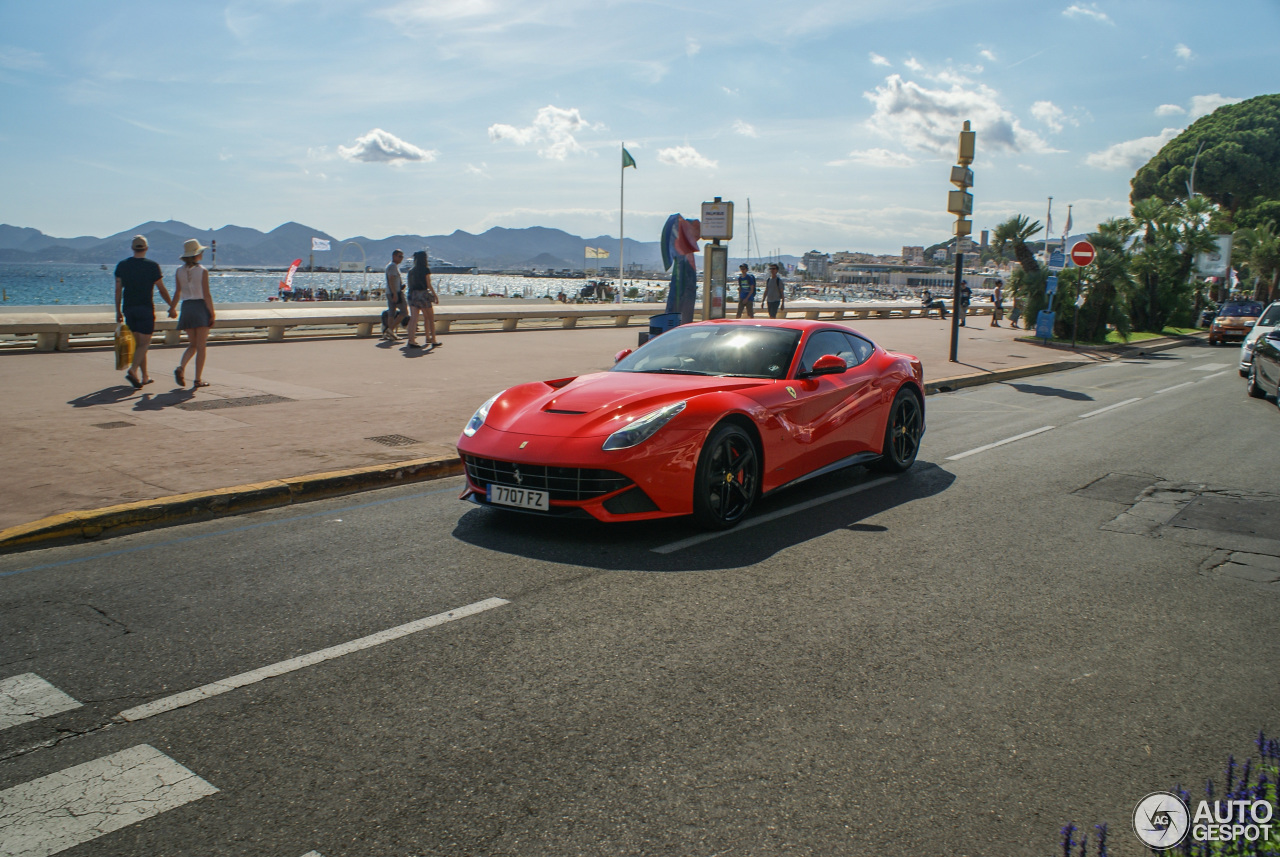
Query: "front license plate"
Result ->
[[487, 484, 549, 511]]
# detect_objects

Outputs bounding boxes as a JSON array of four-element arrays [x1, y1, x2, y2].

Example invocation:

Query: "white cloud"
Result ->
[[686, 37, 701, 57], [488, 105, 593, 160], [657, 145, 718, 169], [1084, 127, 1180, 170], [465, 163, 490, 178], [979, 49, 997, 62], [733, 120, 758, 138], [722, 86, 740, 96], [1174, 43, 1194, 61], [904, 57, 923, 72], [385, 0, 500, 24], [1189, 93, 1242, 120], [1062, 3, 1113, 24], [869, 52, 890, 67], [1030, 100, 1078, 133], [338, 129, 438, 163], [864, 74, 1057, 157], [832, 148, 917, 168], [1155, 103, 1186, 117], [0, 45, 45, 71]]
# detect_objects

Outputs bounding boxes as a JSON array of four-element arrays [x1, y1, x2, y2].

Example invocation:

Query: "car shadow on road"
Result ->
[[1004, 382, 1094, 401], [450, 461, 955, 573]]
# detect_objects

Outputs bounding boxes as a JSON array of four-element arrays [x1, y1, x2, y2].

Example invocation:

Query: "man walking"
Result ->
[[762, 263, 785, 319], [383, 249, 407, 341], [990, 280, 1004, 327], [959, 280, 972, 326], [114, 234, 173, 388], [735, 263, 757, 318]]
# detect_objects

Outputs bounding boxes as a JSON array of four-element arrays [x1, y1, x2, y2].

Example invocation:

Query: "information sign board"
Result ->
[[700, 201, 734, 241], [1048, 250, 1065, 270], [1035, 310, 1056, 340]]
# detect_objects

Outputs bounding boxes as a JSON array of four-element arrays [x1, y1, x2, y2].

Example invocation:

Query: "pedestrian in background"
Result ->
[[405, 250, 440, 350], [762, 264, 785, 319], [114, 234, 174, 388], [991, 280, 1004, 327], [736, 263, 757, 318], [1010, 293, 1024, 329], [959, 280, 972, 326], [383, 249, 407, 341], [171, 239, 214, 388]]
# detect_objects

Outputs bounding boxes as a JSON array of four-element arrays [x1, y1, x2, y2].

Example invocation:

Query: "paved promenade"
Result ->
[[0, 317, 1112, 535]]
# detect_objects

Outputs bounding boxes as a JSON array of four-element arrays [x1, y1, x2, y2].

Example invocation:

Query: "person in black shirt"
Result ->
[[114, 235, 174, 388]]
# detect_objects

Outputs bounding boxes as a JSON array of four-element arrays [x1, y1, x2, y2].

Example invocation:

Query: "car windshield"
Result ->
[[613, 325, 802, 380], [1221, 302, 1263, 317]]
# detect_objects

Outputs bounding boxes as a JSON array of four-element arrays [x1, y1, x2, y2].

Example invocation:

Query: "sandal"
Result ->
[[125, 371, 142, 389], [174, 367, 185, 387], [193, 379, 210, 388]]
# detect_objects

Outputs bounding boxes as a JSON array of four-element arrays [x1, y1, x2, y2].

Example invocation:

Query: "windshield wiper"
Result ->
[[643, 368, 713, 375]]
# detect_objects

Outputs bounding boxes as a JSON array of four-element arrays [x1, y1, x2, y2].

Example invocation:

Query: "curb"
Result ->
[[924, 359, 1090, 394], [0, 455, 463, 555]]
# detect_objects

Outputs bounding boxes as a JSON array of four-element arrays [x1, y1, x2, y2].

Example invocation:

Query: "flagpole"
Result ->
[[619, 142, 625, 295], [1044, 196, 1053, 263]]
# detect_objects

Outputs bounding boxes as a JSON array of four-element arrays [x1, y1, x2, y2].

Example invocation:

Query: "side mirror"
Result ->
[[803, 354, 847, 377], [1266, 330, 1280, 343], [614, 348, 633, 364]]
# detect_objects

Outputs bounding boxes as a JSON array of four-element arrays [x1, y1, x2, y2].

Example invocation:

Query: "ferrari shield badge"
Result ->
[[786, 386, 797, 399], [519, 441, 529, 449]]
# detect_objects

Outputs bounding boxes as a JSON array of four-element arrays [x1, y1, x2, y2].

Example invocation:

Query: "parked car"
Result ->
[[1246, 328, 1280, 405], [1209, 300, 1263, 345], [457, 319, 925, 529], [1238, 300, 1280, 376]]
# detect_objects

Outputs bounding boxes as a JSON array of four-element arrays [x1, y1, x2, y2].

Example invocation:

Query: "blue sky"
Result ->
[[1, 0, 1277, 255]]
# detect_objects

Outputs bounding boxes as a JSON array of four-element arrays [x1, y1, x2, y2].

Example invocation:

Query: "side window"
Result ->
[[798, 330, 853, 374], [841, 332, 875, 366]]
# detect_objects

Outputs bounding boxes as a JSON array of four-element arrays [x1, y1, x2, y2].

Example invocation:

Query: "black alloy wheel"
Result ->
[[1248, 365, 1268, 399], [871, 388, 923, 473], [692, 423, 759, 530]]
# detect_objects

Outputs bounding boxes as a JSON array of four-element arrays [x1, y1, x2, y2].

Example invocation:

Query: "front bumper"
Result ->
[[457, 427, 705, 522]]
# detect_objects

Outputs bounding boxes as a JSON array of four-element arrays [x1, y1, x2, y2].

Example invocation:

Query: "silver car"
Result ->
[[1240, 301, 1280, 377]]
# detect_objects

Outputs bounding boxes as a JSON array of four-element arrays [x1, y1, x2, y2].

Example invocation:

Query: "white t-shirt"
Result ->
[[385, 262, 404, 296]]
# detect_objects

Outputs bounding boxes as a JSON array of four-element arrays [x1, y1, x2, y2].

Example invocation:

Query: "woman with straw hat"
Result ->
[[170, 238, 216, 388]]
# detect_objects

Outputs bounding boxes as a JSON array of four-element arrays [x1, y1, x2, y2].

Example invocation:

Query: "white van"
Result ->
[[1240, 300, 1280, 376]]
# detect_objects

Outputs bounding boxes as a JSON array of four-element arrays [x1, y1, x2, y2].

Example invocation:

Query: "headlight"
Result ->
[[602, 401, 687, 451], [463, 392, 501, 437]]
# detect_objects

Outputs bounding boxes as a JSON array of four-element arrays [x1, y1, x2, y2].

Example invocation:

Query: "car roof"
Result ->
[[690, 318, 856, 332]]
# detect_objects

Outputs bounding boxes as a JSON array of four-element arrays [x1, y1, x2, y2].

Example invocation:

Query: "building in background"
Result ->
[[901, 245, 925, 265], [802, 250, 830, 281]]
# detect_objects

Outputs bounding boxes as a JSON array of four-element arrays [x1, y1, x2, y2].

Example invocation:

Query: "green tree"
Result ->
[[1079, 219, 1136, 341], [1131, 94, 1280, 222], [992, 215, 1043, 275], [1127, 196, 1218, 331], [1237, 219, 1280, 303]]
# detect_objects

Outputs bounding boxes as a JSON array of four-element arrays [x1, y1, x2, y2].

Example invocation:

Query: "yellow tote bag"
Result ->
[[114, 323, 135, 370]]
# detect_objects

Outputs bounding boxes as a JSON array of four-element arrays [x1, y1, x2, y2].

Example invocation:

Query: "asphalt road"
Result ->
[[2, 343, 1277, 857]]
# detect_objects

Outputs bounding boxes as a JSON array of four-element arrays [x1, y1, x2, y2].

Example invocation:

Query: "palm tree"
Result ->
[[992, 215, 1043, 275], [1238, 220, 1280, 303], [1082, 218, 1137, 341]]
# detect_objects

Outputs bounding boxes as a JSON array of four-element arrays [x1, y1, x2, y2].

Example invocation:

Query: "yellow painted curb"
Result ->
[[0, 454, 463, 554]]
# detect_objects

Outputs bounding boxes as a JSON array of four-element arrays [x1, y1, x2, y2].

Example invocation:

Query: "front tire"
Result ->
[[871, 387, 924, 473], [692, 423, 759, 530], [1248, 365, 1267, 399]]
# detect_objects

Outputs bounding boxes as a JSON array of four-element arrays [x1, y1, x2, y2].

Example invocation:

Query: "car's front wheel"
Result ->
[[1248, 365, 1268, 399], [692, 422, 758, 530], [872, 387, 924, 473]]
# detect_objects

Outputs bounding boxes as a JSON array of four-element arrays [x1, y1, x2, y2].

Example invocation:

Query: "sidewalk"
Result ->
[[0, 317, 1113, 541]]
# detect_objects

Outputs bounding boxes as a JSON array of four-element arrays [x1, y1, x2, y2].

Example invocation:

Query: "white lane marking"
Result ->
[[1077, 397, 1143, 419], [118, 598, 509, 722], [1155, 381, 1197, 394], [0, 674, 83, 731], [652, 476, 896, 554], [1191, 363, 1231, 371], [945, 426, 1055, 461], [0, 744, 217, 857], [1202, 370, 1231, 381], [300, 852, 324, 856]]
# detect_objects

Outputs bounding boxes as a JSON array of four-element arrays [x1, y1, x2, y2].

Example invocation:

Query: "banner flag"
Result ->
[[622, 148, 636, 170], [280, 258, 303, 291], [312, 238, 330, 251]]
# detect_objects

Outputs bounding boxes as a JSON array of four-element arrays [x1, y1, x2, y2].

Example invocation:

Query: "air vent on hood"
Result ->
[[545, 408, 588, 415]]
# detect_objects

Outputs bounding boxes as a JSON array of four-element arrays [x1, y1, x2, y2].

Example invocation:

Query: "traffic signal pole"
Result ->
[[947, 121, 976, 363]]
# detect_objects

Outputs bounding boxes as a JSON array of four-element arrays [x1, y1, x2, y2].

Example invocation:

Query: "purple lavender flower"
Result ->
[[1095, 822, 1108, 857], [1061, 823, 1076, 857]]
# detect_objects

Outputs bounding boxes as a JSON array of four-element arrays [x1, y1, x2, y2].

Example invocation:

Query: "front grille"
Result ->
[[463, 455, 631, 501]]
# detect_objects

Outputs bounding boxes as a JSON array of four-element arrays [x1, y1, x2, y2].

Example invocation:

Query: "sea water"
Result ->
[[0, 263, 669, 307]]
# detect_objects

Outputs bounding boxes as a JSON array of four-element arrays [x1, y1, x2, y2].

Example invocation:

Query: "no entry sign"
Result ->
[[1070, 241, 1096, 267]]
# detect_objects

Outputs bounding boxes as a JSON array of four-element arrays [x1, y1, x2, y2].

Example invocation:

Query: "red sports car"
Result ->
[[457, 319, 925, 529]]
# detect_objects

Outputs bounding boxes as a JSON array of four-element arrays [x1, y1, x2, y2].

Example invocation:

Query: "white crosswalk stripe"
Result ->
[[0, 744, 217, 857], [0, 674, 82, 732]]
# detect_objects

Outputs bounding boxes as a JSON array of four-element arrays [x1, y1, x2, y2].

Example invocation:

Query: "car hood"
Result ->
[[485, 371, 770, 437]]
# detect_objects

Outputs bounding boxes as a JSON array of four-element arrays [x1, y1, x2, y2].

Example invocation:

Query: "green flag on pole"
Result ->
[[622, 148, 636, 169]]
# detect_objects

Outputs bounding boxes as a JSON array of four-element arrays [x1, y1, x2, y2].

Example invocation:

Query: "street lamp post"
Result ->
[[947, 121, 976, 362]]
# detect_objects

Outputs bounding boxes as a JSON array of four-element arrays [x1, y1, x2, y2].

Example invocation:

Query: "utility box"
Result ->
[[947, 190, 973, 217]]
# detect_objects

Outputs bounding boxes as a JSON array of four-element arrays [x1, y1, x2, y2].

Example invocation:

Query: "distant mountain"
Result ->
[[0, 221, 667, 271]]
